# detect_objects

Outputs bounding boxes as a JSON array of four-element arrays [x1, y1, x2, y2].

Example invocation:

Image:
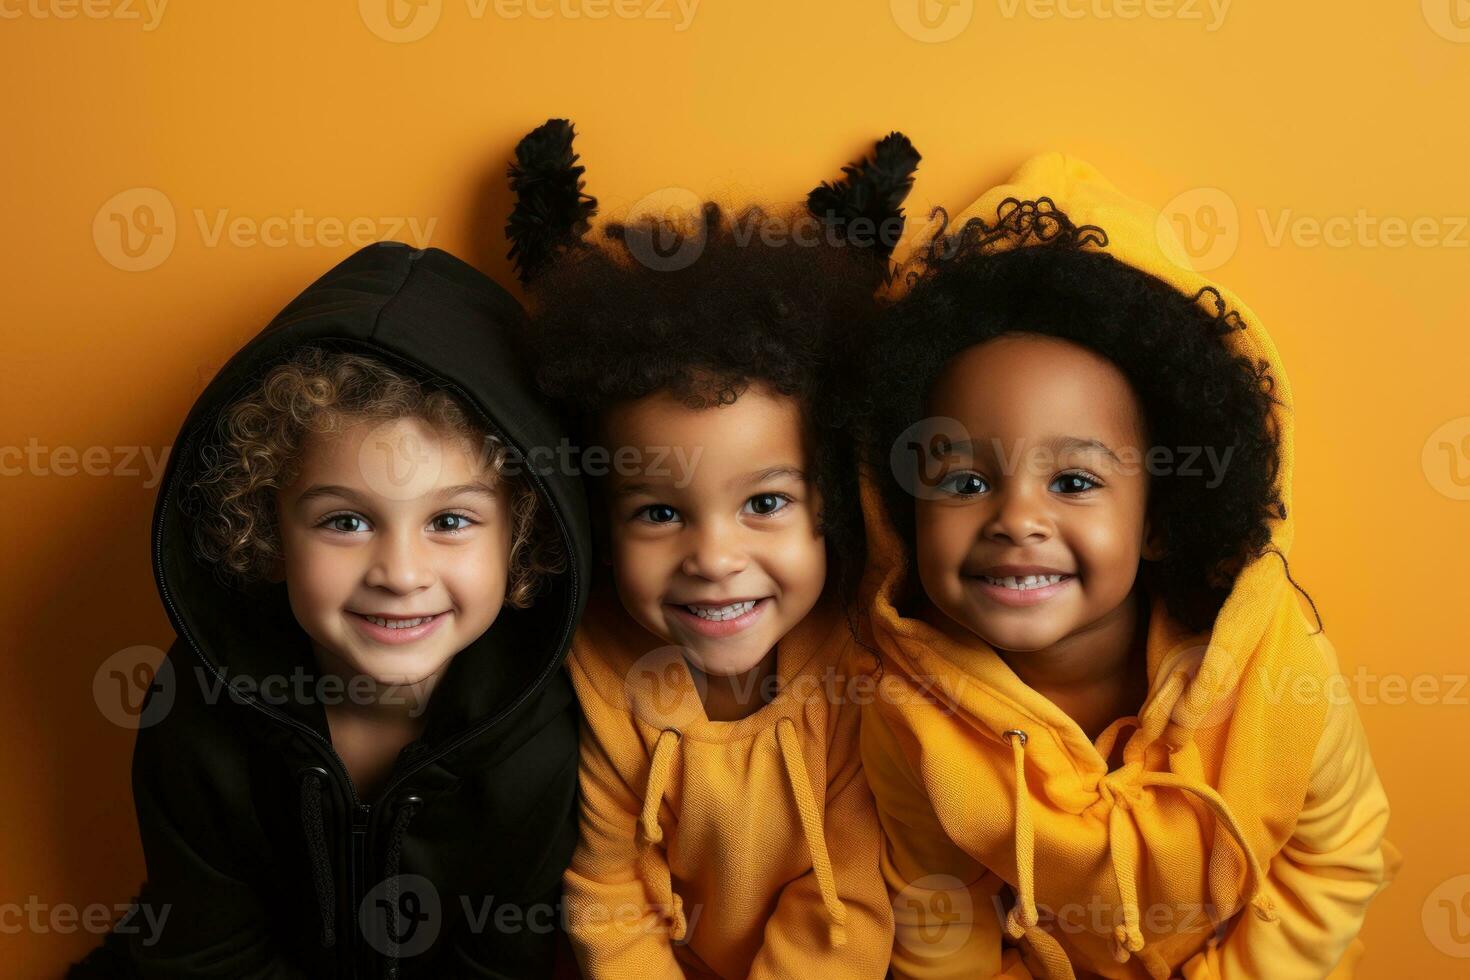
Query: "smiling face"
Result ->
[[275, 415, 513, 687], [601, 384, 827, 680], [915, 333, 1160, 655]]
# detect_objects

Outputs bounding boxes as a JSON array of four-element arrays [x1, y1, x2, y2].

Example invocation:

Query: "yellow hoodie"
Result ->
[[562, 585, 895, 979], [859, 153, 1401, 980]]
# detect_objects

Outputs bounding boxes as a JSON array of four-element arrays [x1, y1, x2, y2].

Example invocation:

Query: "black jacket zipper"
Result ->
[[351, 801, 371, 978]]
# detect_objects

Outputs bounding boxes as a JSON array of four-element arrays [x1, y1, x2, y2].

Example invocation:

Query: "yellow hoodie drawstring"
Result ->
[[1002, 729, 1077, 980], [639, 728, 687, 941], [1138, 670, 1280, 929], [776, 717, 849, 948], [1134, 771, 1280, 925], [1100, 775, 1147, 962], [1000, 665, 1279, 975]]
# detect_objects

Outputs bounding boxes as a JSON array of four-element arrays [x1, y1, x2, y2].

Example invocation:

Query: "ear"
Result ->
[[1140, 515, 1165, 562], [506, 118, 598, 284]]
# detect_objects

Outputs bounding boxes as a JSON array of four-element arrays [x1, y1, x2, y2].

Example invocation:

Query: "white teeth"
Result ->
[[684, 600, 759, 621], [979, 574, 1066, 591], [365, 615, 431, 629]]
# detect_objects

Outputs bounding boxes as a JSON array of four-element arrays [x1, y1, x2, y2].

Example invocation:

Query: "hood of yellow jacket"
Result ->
[[861, 153, 1350, 975]]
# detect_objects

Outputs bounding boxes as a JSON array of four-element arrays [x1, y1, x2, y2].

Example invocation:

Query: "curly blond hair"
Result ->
[[184, 346, 566, 608]]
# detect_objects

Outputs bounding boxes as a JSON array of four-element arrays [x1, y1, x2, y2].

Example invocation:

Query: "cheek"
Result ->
[[1068, 502, 1148, 584], [915, 503, 972, 581], [282, 537, 356, 618], [767, 530, 827, 598], [611, 534, 673, 611], [446, 531, 513, 601]]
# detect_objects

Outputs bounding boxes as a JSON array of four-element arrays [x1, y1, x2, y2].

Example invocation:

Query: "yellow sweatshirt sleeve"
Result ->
[[1180, 681, 1400, 980], [746, 651, 895, 978], [861, 698, 1015, 979], [562, 659, 686, 980]]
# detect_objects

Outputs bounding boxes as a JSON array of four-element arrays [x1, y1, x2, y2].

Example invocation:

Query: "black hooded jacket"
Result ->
[[72, 242, 590, 979]]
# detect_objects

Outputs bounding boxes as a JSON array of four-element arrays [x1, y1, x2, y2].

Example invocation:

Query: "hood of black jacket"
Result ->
[[151, 242, 590, 747]]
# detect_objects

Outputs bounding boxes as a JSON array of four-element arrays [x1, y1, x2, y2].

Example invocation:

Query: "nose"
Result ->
[[363, 526, 435, 594], [679, 517, 748, 581], [981, 483, 1053, 546]]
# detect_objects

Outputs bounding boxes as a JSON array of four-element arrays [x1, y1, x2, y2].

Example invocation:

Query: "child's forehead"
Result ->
[[601, 384, 806, 442], [927, 334, 1145, 442], [597, 386, 813, 489], [292, 414, 495, 493]]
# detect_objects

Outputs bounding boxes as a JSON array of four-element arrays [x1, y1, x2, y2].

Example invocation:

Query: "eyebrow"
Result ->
[[731, 465, 806, 489], [944, 436, 1121, 463], [293, 481, 498, 508], [610, 466, 806, 499]]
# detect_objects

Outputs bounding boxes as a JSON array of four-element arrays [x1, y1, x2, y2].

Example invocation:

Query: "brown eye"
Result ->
[[1050, 473, 1100, 494], [744, 493, 790, 516], [638, 504, 679, 525], [321, 514, 368, 533], [939, 472, 986, 496], [431, 513, 475, 533]]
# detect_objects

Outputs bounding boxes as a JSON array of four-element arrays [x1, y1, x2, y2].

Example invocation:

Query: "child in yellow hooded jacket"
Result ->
[[858, 154, 1400, 980], [511, 122, 919, 978]]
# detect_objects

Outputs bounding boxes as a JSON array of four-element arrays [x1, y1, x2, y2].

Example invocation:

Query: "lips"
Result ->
[[965, 571, 1075, 607], [347, 610, 449, 645], [677, 598, 764, 622], [666, 597, 771, 638], [355, 612, 444, 629], [975, 565, 1073, 578], [975, 573, 1068, 591]]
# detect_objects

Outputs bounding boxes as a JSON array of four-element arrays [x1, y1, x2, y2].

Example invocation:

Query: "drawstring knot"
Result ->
[[993, 662, 1276, 978]]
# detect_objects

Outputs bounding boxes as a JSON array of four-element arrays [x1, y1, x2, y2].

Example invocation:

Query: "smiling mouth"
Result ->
[[350, 612, 447, 630], [676, 599, 767, 622], [974, 573, 1072, 592]]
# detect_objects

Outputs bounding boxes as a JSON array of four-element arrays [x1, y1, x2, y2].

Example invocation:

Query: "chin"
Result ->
[[350, 650, 452, 688], [680, 641, 771, 679], [967, 621, 1066, 655]]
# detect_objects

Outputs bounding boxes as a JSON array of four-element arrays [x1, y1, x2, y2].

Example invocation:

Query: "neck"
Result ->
[[690, 648, 780, 722], [1015, 588, 1151, 742]]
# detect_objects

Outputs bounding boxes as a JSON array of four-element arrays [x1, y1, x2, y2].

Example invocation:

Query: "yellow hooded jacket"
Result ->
[[562, 586, 895, 979], [859, 153, 1401, 980]]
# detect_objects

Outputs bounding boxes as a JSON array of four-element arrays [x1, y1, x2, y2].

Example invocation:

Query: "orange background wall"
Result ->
[[2, 1, 1467, 975]]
